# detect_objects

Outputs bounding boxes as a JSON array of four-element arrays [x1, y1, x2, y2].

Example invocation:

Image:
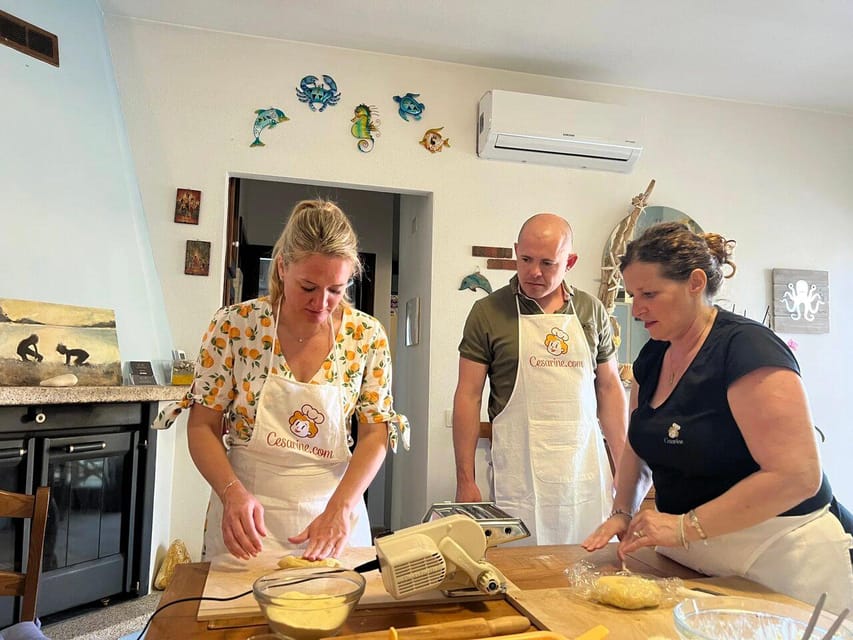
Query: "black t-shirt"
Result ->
[[630, 308, 830, 515]]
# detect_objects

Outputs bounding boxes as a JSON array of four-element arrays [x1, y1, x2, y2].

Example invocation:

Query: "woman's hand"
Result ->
[[220, 482, 267, 560], [582, 515, 631, 552], [617, 510, 681, 558], [288, 505, 352, 560]]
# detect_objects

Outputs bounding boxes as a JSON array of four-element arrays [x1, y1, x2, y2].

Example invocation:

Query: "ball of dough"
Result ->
[[277, 555, 342, 570], [593, 575, 662, 610]]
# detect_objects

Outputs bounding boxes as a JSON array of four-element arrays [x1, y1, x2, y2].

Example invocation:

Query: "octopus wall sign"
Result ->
[[771, 268, 830, 334]]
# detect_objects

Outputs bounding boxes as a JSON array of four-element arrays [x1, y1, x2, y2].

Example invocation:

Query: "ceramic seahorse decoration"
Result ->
[[351, 104, 381, 152]]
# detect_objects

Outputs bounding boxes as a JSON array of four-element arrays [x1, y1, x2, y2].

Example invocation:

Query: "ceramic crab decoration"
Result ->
[[295, 74, 341, 112], [781, 279, 825, 321]]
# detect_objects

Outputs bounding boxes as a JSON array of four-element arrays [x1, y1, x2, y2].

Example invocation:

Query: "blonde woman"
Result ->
[[157, 200, 407, 563]]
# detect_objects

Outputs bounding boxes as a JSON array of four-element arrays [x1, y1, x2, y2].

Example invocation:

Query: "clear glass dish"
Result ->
[[251, 567, 366, 640], [673, 596, 853, 640]]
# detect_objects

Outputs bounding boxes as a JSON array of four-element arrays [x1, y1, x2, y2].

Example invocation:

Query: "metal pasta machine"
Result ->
[[373, 502, 528, 600]]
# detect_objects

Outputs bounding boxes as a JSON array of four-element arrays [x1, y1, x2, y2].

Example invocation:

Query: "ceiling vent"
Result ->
[[0, 9, 59, 67]]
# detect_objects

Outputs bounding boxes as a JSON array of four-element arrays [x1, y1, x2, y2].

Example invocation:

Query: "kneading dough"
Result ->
[[593, 575, 662, 610], [277, 555, 342, 570]]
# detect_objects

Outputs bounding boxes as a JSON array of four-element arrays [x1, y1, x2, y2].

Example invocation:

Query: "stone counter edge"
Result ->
[[0, 385, 189, 406]]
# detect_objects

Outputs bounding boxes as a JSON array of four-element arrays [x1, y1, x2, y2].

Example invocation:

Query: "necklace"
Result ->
[[277, 304, 325, 344], [283, 323, 323, 343], [665, 309, 716, 386]]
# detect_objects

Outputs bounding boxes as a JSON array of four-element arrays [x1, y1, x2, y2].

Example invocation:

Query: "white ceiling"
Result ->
[[99, 0, 853, 115]]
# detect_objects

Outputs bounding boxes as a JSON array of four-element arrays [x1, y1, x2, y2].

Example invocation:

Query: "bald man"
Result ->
[[452, 213, 627, 545]]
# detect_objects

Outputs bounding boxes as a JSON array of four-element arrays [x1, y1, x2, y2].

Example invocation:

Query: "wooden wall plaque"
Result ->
[[487, 259, 517, 270], [472, 246, 513, 259]]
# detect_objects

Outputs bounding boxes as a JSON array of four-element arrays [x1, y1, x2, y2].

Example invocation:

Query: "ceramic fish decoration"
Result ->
[[459, 270, 492, 294], [250, 107, 289, 147], [393, 92, 425, 121], [295, 74, 341, 112], [419, 126, 451, 153], [351, 104, 381, 152]]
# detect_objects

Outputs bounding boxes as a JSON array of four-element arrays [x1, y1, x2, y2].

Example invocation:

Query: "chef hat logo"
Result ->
[[288, 404, 325, 438], [544, 327, 570, 356]]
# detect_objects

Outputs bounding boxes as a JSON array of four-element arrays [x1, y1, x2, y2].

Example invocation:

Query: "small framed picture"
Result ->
[[174, 188, 201, 224], [185, 240, 211, 276]]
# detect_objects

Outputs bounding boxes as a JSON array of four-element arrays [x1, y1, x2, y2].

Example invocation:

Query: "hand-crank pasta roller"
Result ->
[[422, 501, 530, 547], [374, 514, 508, 599]]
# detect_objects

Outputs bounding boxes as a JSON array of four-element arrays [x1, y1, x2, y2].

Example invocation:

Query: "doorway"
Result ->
[[223, 176, 432, 532]]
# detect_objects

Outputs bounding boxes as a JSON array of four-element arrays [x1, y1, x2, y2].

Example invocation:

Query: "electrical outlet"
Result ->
[[444, 409, 453, 428]]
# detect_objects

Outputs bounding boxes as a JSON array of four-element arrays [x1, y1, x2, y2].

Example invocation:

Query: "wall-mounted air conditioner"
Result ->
[[476, 90, 643, 173]]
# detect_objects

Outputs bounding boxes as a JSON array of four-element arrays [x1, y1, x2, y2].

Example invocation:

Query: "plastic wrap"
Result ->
[[564, 560, 684, 610]]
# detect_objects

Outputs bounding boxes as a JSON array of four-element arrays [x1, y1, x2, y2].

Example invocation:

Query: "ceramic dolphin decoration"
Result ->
[[459, 270, 492, 294], [250, 107, 289, 147]]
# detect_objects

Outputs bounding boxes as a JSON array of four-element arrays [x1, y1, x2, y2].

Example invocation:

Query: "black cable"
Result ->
[[134, 589, 252, 639]]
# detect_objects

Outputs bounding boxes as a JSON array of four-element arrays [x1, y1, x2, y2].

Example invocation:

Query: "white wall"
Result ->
[[102, 17, 853, 553], [0, 0, 172, 362]]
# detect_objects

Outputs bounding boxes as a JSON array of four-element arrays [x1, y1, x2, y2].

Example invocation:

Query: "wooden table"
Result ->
[[141, 544, 772, 639]]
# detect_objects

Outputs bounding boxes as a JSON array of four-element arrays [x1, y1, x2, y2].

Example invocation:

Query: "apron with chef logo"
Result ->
[[204, 314, 372, 561], [657, 507, 853, 612], [490, 296, 612, 545]]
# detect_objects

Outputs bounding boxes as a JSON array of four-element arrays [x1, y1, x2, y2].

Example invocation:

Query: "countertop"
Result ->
[[0, 384, 189, 406]]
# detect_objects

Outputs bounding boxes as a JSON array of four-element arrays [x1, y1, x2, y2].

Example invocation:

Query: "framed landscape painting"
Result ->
[[0, 298, 122, 386]]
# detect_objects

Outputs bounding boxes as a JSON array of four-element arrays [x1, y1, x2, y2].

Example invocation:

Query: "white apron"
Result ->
[[490, 296, 612, 545], [657, 506, 853, 613], [204, 316, 371, 561]]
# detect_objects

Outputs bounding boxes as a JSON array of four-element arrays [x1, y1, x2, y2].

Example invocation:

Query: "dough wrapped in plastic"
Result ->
[[593, 575, 663, 609]]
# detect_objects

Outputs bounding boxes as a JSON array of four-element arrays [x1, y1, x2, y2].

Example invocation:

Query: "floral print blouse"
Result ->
[[154, 297, 409, 451]]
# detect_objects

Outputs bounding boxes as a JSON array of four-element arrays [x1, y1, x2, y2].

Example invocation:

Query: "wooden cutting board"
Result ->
[[505, 575, 809, 640], [198, 546, 500, 621]]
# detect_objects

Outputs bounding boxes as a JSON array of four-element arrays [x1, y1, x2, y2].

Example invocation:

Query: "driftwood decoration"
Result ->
[[597, 179, 656, 316]]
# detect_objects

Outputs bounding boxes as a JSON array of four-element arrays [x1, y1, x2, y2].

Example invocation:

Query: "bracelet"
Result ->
[[677, 513, 689, 550], [220, 479, 239, 501], [610, 508, 633, 521], [687, 509, 709, 545]]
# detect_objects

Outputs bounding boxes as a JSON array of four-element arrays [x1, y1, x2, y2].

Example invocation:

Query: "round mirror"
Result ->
[[601, 205, 703, 302], [632, 205, 703, 240], [600, 205, 703, 369]]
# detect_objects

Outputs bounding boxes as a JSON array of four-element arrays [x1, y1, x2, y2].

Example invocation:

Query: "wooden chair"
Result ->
[[0, 487, 50, 622]]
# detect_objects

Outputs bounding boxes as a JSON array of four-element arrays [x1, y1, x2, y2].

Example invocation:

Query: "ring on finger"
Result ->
[[633, 530, 645, 539]]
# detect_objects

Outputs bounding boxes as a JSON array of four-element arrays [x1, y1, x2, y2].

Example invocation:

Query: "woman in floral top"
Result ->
[[164, 200, 407, 563]]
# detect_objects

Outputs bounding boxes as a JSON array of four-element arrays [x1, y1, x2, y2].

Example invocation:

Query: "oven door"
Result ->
[[36, 430, 139, 616]]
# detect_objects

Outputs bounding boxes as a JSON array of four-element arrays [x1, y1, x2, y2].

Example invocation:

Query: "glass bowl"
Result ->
[[252, 567, 366, 640], [673, 596, 853, 640]]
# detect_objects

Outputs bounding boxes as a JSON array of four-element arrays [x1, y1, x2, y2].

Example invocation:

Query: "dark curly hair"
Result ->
[[620, 221, 736, 297]]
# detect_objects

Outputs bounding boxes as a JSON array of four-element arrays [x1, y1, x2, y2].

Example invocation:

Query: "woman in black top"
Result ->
[[582, 222, 852, 612]]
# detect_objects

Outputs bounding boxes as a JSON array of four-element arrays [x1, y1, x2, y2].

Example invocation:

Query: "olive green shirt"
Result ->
[[459, 275, 616, 420]]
